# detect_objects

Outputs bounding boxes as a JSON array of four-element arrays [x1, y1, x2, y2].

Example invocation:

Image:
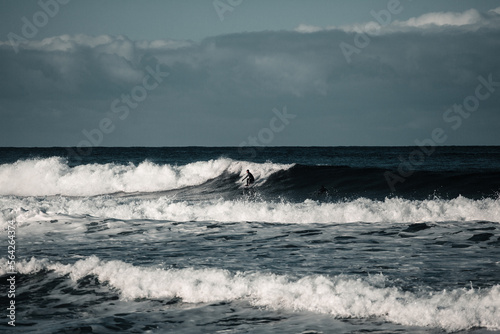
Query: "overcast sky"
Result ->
[[1, 0, 500, 147]]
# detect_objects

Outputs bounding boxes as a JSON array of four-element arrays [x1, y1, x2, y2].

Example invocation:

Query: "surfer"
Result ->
[[316, 185, 328, 195], [242, 170, 255, 186]]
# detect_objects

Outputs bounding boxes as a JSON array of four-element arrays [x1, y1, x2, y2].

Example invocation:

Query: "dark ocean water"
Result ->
[[0, 147, 499, 333]]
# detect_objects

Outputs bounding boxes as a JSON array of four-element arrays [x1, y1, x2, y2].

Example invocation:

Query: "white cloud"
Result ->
[[0, 34, 192, 55], [489, 7, 500, 15], [295, 7, 500, 35], [337, 21, 384, 34], [135, 39, 193, 50], [295, 24, 324, 33], [0, 34, 115, 52], [394, 9, 482, 28]]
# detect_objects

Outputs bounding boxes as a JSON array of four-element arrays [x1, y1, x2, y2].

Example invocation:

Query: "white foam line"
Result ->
[[2, 256, 499, 332], [2, 196, 499, 227]]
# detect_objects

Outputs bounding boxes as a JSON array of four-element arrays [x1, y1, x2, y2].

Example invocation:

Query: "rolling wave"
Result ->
[[0, 157, 293, 197], [2, 256, 499, 332], [263, 164, 500, 200], [2, 195, 499, 227], [1, 157, 498, 199]]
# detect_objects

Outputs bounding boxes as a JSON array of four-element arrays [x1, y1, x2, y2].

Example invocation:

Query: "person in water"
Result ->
[[317, 185, 328, 194], [242, 170, 255, 186], [315, 185, 329, 197]]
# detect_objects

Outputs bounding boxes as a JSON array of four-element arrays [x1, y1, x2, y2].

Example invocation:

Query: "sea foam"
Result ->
[[1, 195, 499, 228], [0, 157, 292, 196], [2, 256, 499, 332]]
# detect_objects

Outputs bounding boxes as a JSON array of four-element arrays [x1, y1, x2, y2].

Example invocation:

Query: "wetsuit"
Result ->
[[245, 172, 255, 186]]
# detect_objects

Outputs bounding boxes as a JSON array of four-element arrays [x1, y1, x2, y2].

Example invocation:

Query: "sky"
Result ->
[[1, 0, 500, 147]]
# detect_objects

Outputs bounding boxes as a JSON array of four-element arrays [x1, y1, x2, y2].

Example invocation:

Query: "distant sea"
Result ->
[[1, 146, 499, 333]]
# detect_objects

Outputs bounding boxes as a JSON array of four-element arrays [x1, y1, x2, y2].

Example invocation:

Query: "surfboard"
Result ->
[[243, 183, 256, 195]]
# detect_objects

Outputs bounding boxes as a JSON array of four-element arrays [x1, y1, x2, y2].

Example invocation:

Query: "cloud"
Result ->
[[1, 8, 500, 146], [394, 9, 482, 28], [295, 24, 325, 33], [295, 7, 500, 34], [0, 34, 192, 99], [2, 7, 500, 101], [0, 34, 193, 53]]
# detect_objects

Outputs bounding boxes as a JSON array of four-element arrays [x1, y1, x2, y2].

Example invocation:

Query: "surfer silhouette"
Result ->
[[242, 170, 255, 186], [316, 185, 328, 195]]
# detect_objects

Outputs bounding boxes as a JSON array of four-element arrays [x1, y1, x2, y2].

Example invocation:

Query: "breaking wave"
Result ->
[[1, 157, 499, 200], [2, 256, 499, 332], [2, 195, 499, 227], [0, 157, 293, 196]]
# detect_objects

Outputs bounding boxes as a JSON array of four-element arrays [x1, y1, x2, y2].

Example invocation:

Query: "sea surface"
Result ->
[[0, 146, 499, 333]]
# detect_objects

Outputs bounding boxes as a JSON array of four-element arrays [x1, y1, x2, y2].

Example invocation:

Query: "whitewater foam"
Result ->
[[2, 195, 499, 228], [0, 157, 293, 196], [2, 256, 498, 332]]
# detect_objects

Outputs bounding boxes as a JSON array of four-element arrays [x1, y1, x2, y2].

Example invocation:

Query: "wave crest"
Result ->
[[2, 256, 499, 332], [0, 157, 293, 196]]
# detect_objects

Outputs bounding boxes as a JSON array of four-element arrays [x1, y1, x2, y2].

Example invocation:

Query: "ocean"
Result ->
[[0, 146, 499, 333]]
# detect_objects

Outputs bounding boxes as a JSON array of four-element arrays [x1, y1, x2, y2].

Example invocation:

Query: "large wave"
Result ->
[[1, 157, 499, 200], [0, 157, 293, 196], [1, 157, 499, 226], [2, 256, 499, 332]]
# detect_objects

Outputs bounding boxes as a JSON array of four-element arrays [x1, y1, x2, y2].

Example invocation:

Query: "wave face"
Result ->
[[261, 163, 500, 200], [0, 157, 292, 197]]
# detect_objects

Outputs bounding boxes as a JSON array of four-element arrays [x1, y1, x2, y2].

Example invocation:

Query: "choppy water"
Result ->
[[1, 147, 499, 333]]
